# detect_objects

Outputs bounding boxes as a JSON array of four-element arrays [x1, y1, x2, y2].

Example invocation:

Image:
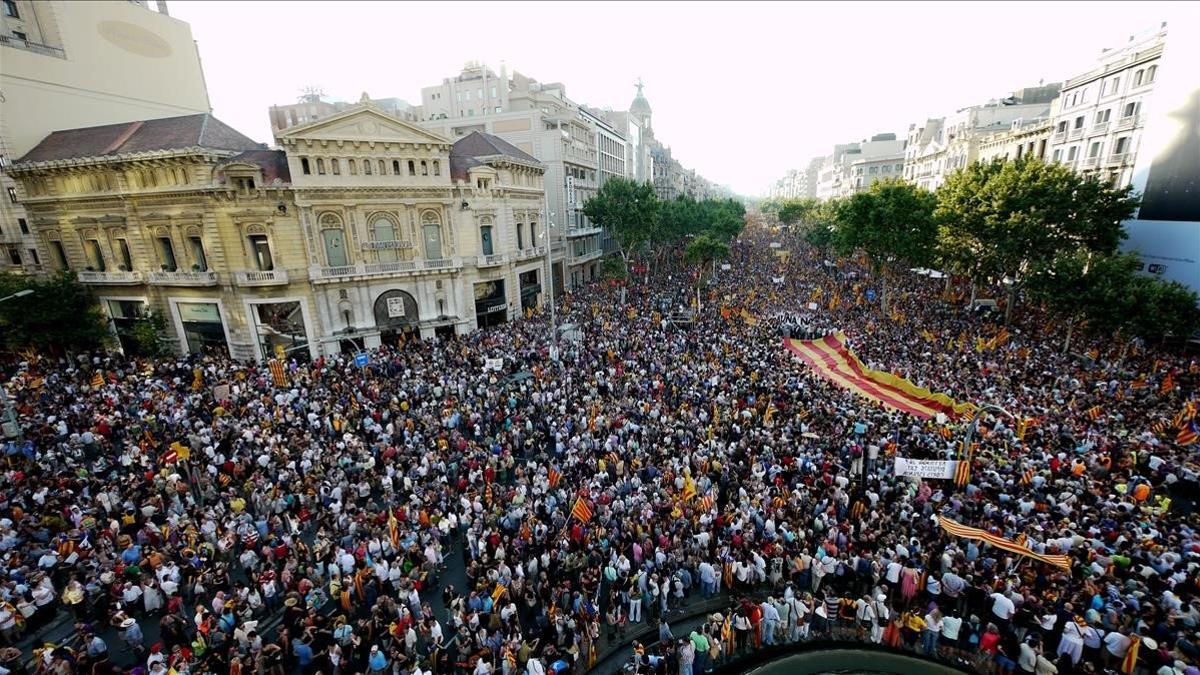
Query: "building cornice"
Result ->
[[10, 148, 239, 174]]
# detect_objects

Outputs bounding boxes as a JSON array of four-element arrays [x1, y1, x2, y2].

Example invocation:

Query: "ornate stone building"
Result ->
[[274, 102, 548, 352], [9, 113, 321, 361]]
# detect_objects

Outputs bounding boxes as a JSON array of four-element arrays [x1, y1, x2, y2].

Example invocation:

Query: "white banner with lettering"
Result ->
[[893, 457, 959, 480]]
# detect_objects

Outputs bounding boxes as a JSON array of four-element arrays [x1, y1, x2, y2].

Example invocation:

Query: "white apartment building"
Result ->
[[418, 66, 602, 288], [0, 0, 211, 276], [1045, 24, 1166, 188]]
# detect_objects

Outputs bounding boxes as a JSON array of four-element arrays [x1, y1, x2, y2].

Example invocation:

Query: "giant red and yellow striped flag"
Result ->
[[937, 516, 1071, 571], [570, 497, 593, 523], [785, 333, 976, 419]]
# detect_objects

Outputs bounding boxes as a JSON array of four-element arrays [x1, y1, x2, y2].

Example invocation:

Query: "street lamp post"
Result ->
[[540, 209, 558, 359], [960, 403, 1016, 467], [0, 289, 33, 442]]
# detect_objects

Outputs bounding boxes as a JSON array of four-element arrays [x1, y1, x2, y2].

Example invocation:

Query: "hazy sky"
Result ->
[[171, 1, 1178, 197]]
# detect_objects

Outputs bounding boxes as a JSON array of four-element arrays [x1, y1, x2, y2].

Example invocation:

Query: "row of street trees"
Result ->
[[769, 156, 1200, 347], [582, 177, 745, 286]]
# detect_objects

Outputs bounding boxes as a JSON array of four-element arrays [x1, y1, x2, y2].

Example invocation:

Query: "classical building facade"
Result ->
[[1045, 24, 1166, 188], [976, 117, 1053, 164], [903, 84, 1059, 191], [274, 104, 549, 352], [0, 0, 211, 277], [9, 114, 321, 361]]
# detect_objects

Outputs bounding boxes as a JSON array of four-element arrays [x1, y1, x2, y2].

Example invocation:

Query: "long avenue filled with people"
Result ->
[[2, 220, 1199, 675]]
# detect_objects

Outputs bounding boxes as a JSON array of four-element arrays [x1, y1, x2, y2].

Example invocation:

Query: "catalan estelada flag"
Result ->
[[784, 333, 976, 419], [570, 497, 593, 523], [937, 516, 1071, 571]]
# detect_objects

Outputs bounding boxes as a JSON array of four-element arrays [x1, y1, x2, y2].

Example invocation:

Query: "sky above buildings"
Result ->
[[172, 1, 1180, 197]]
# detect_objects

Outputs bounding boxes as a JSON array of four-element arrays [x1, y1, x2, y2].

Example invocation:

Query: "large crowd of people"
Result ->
[[1, 220, 1198, 675]]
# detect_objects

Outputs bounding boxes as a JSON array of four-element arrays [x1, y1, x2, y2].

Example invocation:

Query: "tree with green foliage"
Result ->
[[935, 156, 1139, 324], [0, 271, 112, 355], [582, 177, 660, 265], [130, 309, 171, 357], [683, 234, 730, 310], [832, 179, 938, 314], [1027, 251, 1200, 353], [777, 198, 821, 226]]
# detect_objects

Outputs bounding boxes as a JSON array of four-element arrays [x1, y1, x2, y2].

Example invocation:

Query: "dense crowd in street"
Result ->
[[1, 220, 1199, 675]]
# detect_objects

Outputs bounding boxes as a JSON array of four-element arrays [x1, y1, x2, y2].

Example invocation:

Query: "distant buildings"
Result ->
[[769, 24, 1170, 201]]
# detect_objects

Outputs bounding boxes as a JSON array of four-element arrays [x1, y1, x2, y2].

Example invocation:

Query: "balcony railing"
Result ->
[[1068, 127, 1084, 140], [1081, 155, 1100, 168], [515, 245, 548, 261], [475, 254, 507, 267], [566, 226, 603, 238], [309, 257, 463, 282], [77, 270, 144, 284], [148, 270, 219, 286], [1051, 130, 1067, 142], [234, 269, 289, 286], [0, 35, 66, 59], [1115, 114, 1140, 131], [569, 250, 603, 266], [1091, 121, 1110, 135], [1108, 152, 1131, 165]]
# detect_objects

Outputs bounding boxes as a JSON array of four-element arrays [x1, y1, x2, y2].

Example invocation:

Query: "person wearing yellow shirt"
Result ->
[[230, 497, 246, 514]]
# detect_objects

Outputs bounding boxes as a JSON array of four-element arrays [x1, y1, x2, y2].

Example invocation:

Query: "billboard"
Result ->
[[1121, 18, 1200, 295]]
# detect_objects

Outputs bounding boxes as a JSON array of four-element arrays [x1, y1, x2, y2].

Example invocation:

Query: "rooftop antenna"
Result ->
[[298, 85, 325, 103]]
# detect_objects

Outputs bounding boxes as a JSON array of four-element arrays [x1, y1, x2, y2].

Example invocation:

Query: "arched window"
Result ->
[[318, 213, 348, 267], [378, 160, 386, 175], [371, 215, 399, 263], [408, 160, 416, 176], [316, 158, 326, 175], [421, 160, 429, 176], [301, 158, 311, 175], [421, 211, 443, 260], [348, 159, 357, 175], [433, 160, 441, 176], [331, 159, 340, 175], [392, 160, 401, 175], [363, 160, 372, 175]]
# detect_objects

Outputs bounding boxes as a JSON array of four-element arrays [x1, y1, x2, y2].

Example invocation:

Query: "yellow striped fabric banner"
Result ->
[[938, 516, 1071, 571]]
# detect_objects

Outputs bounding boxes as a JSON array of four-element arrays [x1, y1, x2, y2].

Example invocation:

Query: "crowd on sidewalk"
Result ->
[[1, 223, 1199, 675]]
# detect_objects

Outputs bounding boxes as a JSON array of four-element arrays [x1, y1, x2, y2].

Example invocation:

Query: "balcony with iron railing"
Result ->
[[1091, 121, 1110, 135], [77, 270, 144, 285], [148, 270, 219, 286], [1068, 127, 1084, 140], [0, 35, 66, 59], [515, 245, 548, 261], [568, 249, 602, 266], [474, 253, 507, 267], [566, 225, 603, 238], [1115, 114, 1140, 131], [309, 257, 463, 282], [1081, 155, 1100, 168], [1051, 130, 1067, 143], [234, 269, 290, 287], [1108, 152, 1132, 166]]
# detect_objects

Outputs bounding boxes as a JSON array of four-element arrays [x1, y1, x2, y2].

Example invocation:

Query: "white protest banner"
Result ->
[[893, 457, 959, 480], [484, 358, 504, 372]]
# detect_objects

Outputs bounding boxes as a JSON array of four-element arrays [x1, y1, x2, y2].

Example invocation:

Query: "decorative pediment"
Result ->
[[277, 106, 450, 147]]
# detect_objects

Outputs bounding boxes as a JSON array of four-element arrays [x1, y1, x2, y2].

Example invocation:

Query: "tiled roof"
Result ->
[[451, 132, 540, 164], [18, 113, 262, 164], [221, 150, 291, 184], [449, 131, 541, 181]]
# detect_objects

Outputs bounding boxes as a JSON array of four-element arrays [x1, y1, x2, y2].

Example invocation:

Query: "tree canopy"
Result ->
[[0, 271, 112, 355], [581, 177, 660, 260]]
